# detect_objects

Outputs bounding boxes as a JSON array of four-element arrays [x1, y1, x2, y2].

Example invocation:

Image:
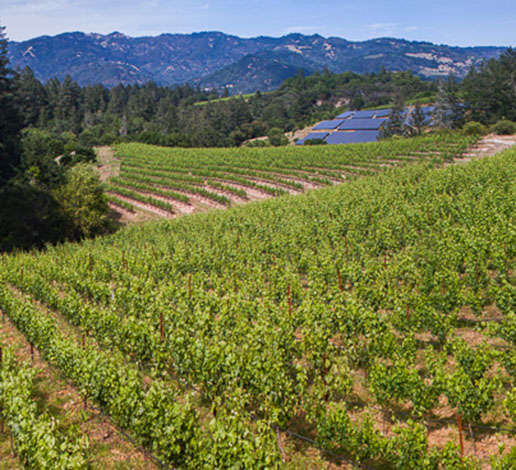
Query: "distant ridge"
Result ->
[[7, 31, 506, 93]]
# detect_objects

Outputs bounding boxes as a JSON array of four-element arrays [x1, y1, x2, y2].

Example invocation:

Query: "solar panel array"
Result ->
[[325, 131, 379, 145], [312, 120, 344, 130], [296, 132, 329, 145], [300, 105, 435, 146], [338, 118, 387, 130]]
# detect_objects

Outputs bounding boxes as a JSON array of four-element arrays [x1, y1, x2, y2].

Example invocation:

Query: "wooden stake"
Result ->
[[504, 243, 508, 275], [336, 266, 343, 291], [82, 333, 86, 350], [287, 285, 292, 316], [276, 428, 287, 463], [30, 343, 34, 363], [468, 423, 477, 455], [457, 414, 465, 458], [88, 253, 93, 272], [0, 346, 3, 365]]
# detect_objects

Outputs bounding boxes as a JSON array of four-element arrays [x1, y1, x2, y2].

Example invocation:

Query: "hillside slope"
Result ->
[[8, 31, 505, 91]]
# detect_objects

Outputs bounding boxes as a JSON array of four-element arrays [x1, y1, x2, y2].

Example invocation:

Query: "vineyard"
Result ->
[[105, 133, 477, 220], [0, 139, 514, 468]]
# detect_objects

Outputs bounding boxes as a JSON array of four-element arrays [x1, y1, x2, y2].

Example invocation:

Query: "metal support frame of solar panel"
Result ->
[[296, 132, 329, 145], [338, 118, 388, 131], [336, 111, 355, 119], [326, 131, 379, 145], [312, 120, 344, 130]]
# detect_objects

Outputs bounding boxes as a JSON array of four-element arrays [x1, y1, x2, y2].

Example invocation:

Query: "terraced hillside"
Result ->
[[0, 141, 514, 468], [106, 133, 477, 221]]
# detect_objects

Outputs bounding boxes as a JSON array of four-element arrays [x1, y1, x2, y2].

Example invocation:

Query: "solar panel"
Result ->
[[312, 120, 344, 130], [350, 110, 377, 119], [336, 111, 355, 119], [296, 132, 329, 145], [338, 118, 388, 130], [373, 109, 392, 118], [325, 131, 379, 145]]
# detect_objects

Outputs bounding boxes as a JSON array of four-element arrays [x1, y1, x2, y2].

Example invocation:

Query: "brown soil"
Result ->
[[96, 146, 120, 182], [453, 134, 516, 165], [243, 176, 302, 194], [215, 180, 272, 200], [204, 186, 248, 205], [107, 192, 174, 218], [130, 187, 196, 215]]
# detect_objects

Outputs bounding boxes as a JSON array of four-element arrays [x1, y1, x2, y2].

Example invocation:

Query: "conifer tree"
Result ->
[[14, 66, 48, 126], [0, 25, 23, 185], [382, 93, 406, 138], [463, 48, 516, 123], [432, 74, 463, 129], [408, 102, 426, 135]]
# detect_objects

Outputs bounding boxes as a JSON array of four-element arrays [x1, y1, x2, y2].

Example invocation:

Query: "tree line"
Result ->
[[12, 65, 437, 148]]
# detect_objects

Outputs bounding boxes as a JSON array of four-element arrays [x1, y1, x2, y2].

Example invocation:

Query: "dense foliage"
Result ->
[[463, 48, 516, 124], [0, 28, 111, 252], [9, 48, 514, 151], [0, 26, 24, 185], [12, 65, 436, 148]]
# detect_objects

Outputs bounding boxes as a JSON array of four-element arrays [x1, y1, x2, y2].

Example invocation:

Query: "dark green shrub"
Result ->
[[490, 120, 516, 135], [463, 121, 487, 135]]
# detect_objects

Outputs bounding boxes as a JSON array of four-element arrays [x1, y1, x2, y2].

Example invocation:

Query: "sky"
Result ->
[[2, 0, 515, 46]]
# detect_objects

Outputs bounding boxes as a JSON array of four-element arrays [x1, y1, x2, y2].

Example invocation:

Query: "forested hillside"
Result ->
[[7, 31, 506, 92], [10, 48, 515, 149], [13, 66, 436, 147]]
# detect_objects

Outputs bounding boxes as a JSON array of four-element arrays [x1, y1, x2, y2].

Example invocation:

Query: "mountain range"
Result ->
[[7, 31, 506, 93]]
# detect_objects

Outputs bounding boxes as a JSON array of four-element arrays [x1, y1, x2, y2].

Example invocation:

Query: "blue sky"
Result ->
[[2, 0, 515, 46]]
